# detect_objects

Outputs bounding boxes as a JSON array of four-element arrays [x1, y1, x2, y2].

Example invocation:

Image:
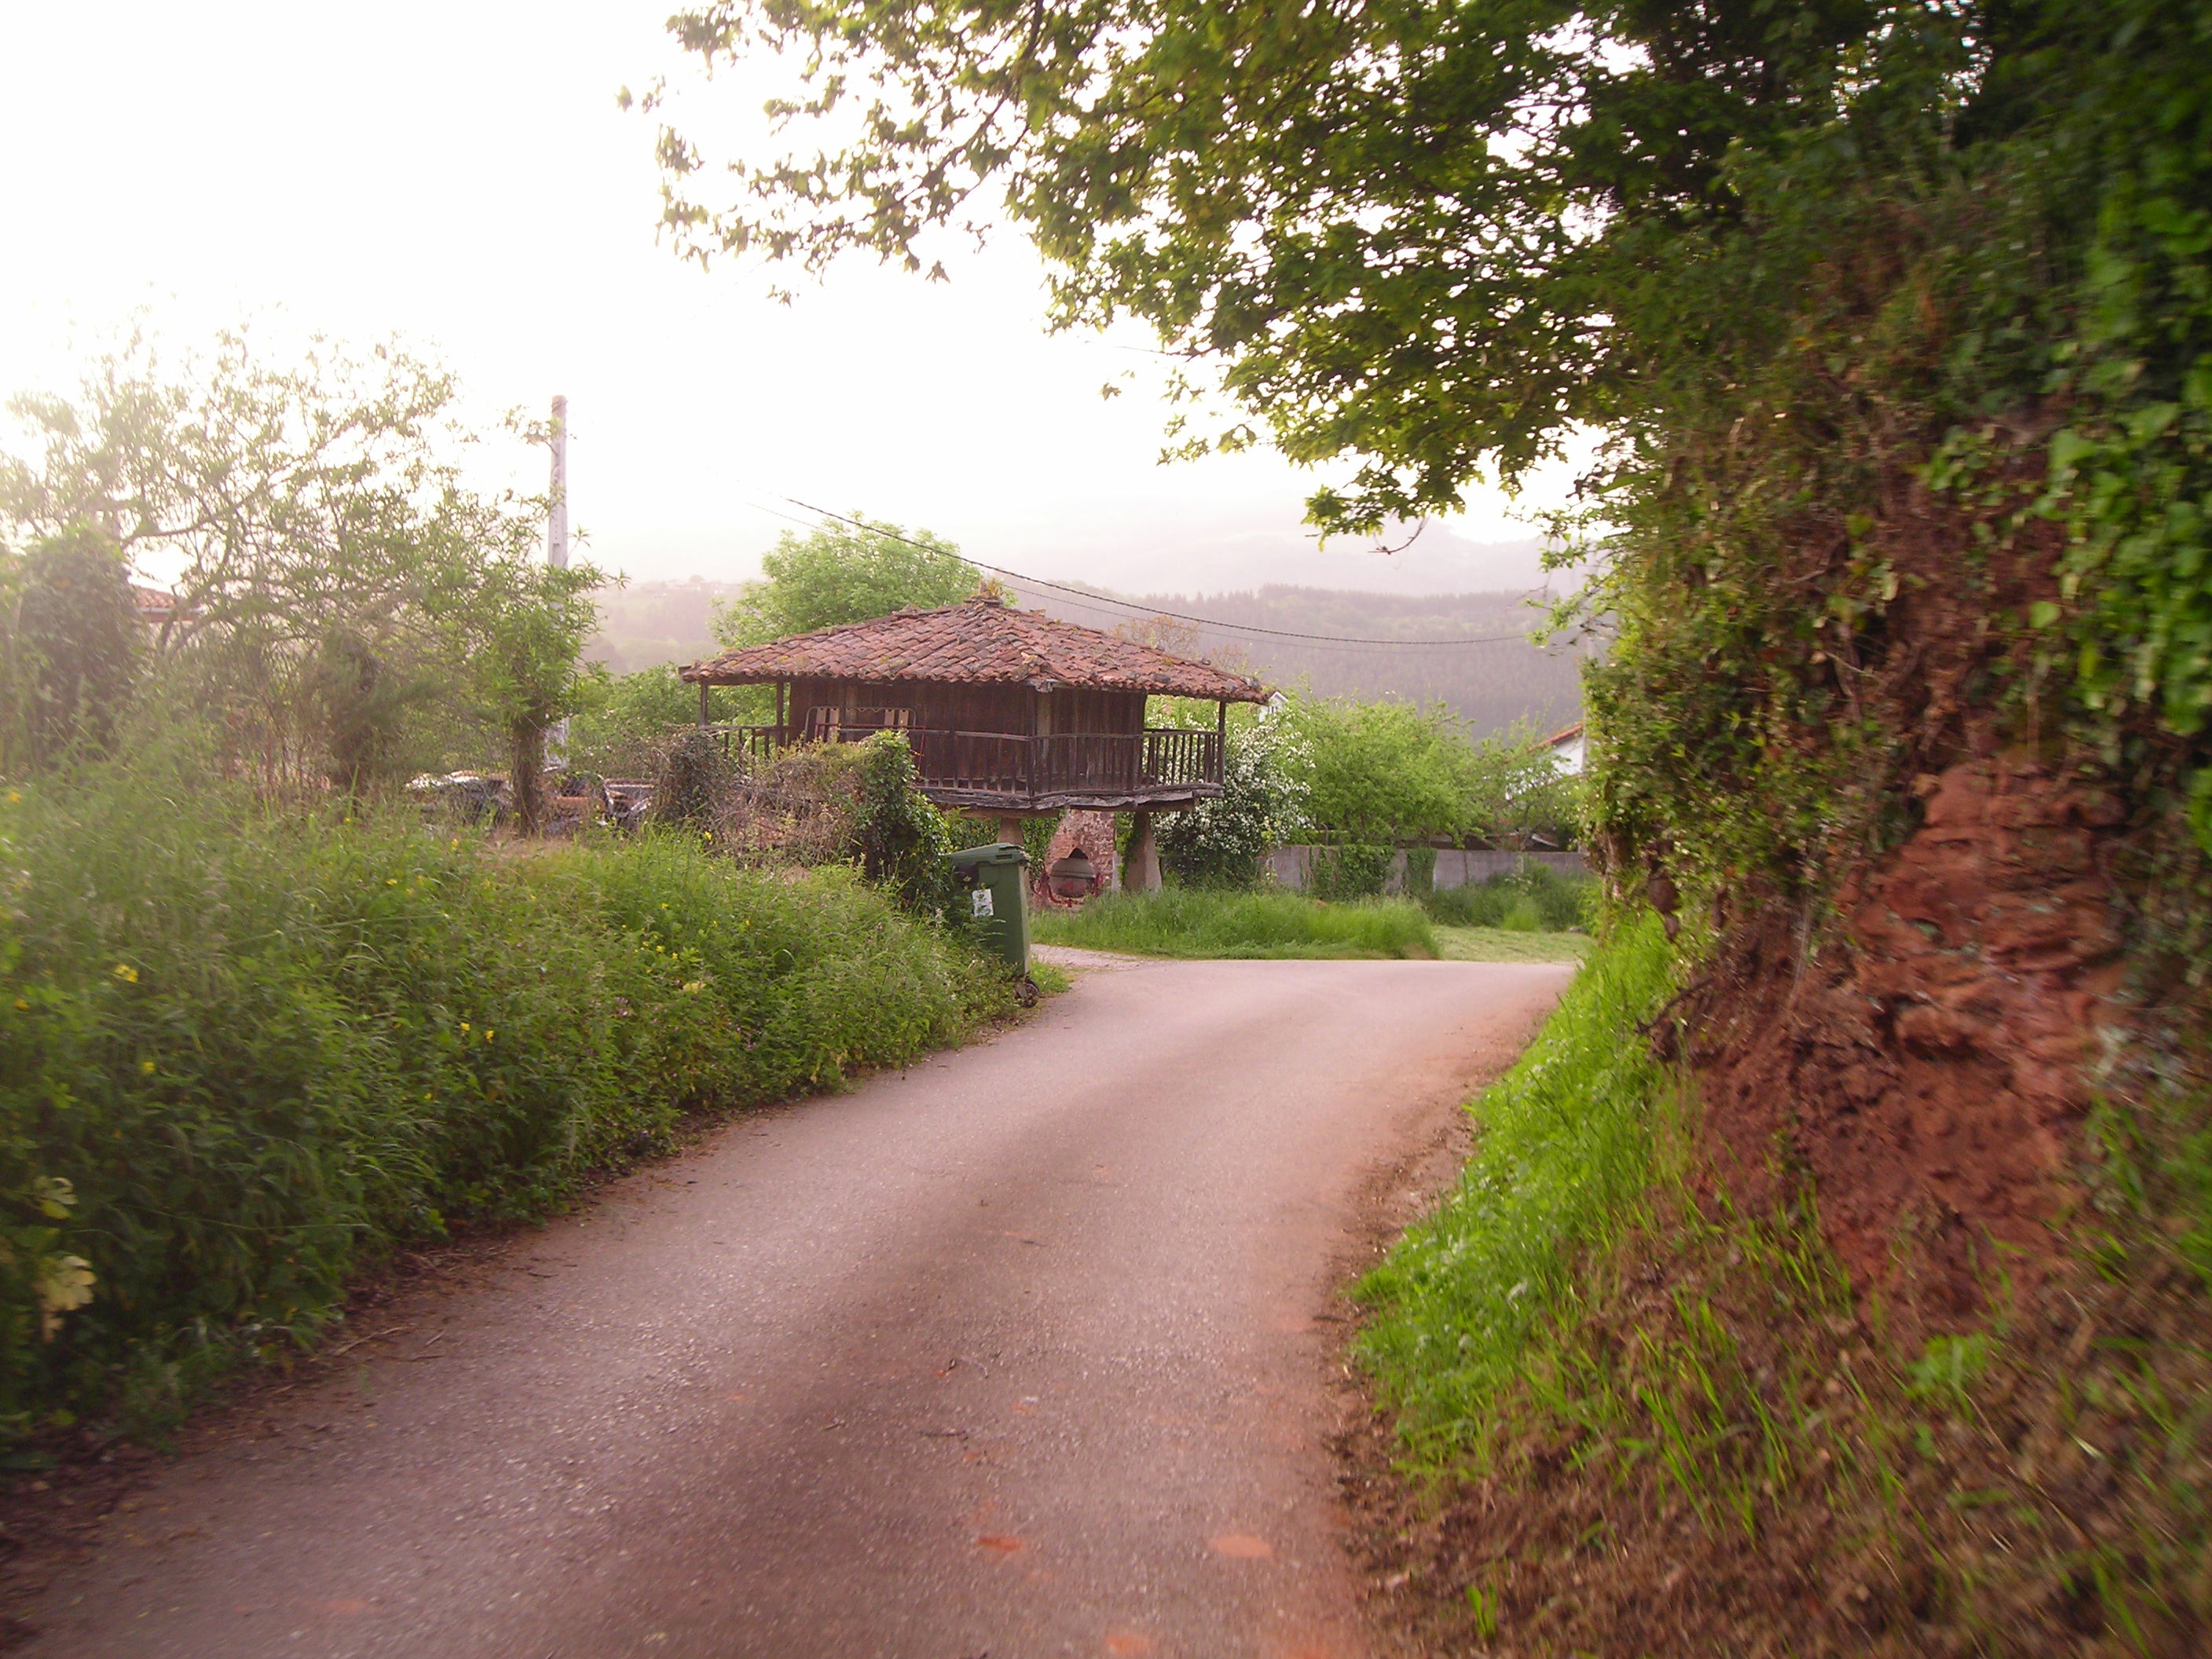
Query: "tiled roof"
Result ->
[[680, 597, 1269, 701]]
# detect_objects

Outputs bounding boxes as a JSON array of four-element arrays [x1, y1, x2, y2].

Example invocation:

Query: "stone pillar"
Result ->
[[997, 814, 1024, 848], [1124, 809, 1161, 893]]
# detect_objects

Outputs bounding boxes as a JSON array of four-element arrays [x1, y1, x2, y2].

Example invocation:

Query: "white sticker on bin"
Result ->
[[972, 887, 994, 919]]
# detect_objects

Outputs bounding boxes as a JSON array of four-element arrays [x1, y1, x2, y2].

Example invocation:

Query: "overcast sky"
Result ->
[[0, 2, 1577, 597]]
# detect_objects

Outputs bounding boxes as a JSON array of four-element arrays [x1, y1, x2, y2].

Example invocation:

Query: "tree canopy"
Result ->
[[0, 331, 599, 800], [644, 0, 2028, 530], [713, 517, 975, 647]]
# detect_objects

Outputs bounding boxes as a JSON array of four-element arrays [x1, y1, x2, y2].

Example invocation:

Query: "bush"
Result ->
[[566, 665, 750, 778], [1308, 842, 1394, 900], [650, 727, 738, 830], [1156, 716, 1306, 889], [1031, 887, 1435, 959], [849, 732, 956, 914], [0, 757, 1008, 1433], [1426, 863, 1595, 932]]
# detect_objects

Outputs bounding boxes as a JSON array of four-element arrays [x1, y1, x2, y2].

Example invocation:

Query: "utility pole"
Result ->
[[547, 394, 570, 569], [546, 395, 571, 768]]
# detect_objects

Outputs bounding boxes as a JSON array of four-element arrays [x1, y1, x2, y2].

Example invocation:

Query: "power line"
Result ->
[[770, 495, 1547, 649]]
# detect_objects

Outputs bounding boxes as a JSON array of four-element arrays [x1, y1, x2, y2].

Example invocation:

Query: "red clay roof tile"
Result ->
[[679, 598, 1269, 702]]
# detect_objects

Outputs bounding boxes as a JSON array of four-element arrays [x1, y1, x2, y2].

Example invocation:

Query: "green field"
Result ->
[[1433, 925, 1591, 963], [1031, 888, 1437, 959]]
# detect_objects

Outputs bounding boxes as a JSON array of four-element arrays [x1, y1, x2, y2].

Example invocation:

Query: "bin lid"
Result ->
[[947, 841, 1030, 869]]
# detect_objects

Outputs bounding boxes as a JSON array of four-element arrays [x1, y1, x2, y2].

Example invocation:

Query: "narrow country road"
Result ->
[[23, 954, 1569, 1659]]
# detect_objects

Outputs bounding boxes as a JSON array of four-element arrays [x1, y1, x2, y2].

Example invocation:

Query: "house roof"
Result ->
[[680, 596, 1269, 702]]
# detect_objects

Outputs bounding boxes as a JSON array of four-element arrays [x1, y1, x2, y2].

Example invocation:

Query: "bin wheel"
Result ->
[[1016, 973, 1040, 1009]]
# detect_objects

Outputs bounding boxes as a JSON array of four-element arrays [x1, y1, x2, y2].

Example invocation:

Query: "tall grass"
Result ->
[[1424, 862, 1595, 932], [0, 756, 1007, 1432], [1354, 915, 1676, 1459], [1032, 887, 1437, 959]]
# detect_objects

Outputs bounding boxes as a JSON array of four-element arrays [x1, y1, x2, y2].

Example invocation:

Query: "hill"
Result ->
[[588, 577, 1587, 735]]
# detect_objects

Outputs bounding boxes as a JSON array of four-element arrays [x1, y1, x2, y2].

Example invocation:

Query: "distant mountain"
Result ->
[[1005, 580, 1588, 736], [584, 577, 748, 675], [588, 574, 1587, 735]]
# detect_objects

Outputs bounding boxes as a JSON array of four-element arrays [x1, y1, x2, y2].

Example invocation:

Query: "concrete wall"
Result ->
[[1266, 846, 1589, 893]]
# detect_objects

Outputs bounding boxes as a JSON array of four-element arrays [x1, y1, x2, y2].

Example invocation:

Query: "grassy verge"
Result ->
[[0, 763, 1013, 1436], [1424, 863, 1595, 932], [1031, 888, 1437, 959], [1433, 925, 1591, 963], [1353, 919, 2212, 1655]]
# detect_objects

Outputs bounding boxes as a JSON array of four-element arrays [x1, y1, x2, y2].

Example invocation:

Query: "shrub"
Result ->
[[650, 727, 737, 830], [0, 756, 1006, 1432], [848, 732, 956, 914], [1156, 717, 1307, 889], [1427, 863, 1595, 932], [6, 526, 141, 767], [1309, 842, 1394, 900]]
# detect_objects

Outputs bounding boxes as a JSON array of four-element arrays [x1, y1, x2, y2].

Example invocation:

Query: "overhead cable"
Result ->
[[767, 495, 1548, 649]]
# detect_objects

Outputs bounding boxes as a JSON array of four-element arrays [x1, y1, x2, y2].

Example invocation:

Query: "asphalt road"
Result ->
[[24, 953, 1569, 1659]]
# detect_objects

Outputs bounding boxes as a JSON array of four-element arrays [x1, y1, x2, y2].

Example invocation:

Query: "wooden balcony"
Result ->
[[712, 725, 1225, 811]]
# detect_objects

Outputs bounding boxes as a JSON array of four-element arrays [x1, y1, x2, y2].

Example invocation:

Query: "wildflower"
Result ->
[[112, 964, 138, 984], [5, 789, 19, 804], [484, 1029, 495, 1042], [387, 878, 399, 887], [13, 998, 27, 1011], [460, 1021, 471, 1033], [140, 1060, 156, 1075]]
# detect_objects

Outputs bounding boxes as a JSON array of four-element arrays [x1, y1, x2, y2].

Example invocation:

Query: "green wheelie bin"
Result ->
[[947, 842, 1036, 1004]]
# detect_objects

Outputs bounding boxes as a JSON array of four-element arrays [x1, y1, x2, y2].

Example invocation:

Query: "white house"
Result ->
[[1544, 720, 1586, 776]]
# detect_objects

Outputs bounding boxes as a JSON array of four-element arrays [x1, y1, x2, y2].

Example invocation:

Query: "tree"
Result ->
[[4, 526, 141, 767], [1, 328, 556, 791], [1155, 714, 1306, 888], [644, 0, 1897, 533], [1276, 698, 1473, 847], [568, 664, 745, 778], [456, 552, 603, 836], [712, 517, 974, 647]]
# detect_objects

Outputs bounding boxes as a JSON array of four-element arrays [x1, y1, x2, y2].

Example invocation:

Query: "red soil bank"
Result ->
[[1692, 753, 2133, 1311]]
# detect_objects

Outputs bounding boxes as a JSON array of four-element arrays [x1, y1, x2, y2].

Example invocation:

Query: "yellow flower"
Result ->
[[460, 1021, 471, 1032], [484, 1029, 494, 1042], [13, 998, 27, 1011], [139, 1060, 156, 1075], [386, 878, 399, 887], [5, 789, 19, 804], [112, 964, 138, 984], [35, 1254, 95, 1339]]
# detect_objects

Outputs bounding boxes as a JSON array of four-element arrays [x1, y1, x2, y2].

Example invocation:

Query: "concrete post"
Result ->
[[998, 814, 1024, 848], [1125, 810, 1160, 892]]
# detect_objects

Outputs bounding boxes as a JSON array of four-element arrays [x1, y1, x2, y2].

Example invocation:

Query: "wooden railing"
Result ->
[[705, 724, 1222, 803]]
